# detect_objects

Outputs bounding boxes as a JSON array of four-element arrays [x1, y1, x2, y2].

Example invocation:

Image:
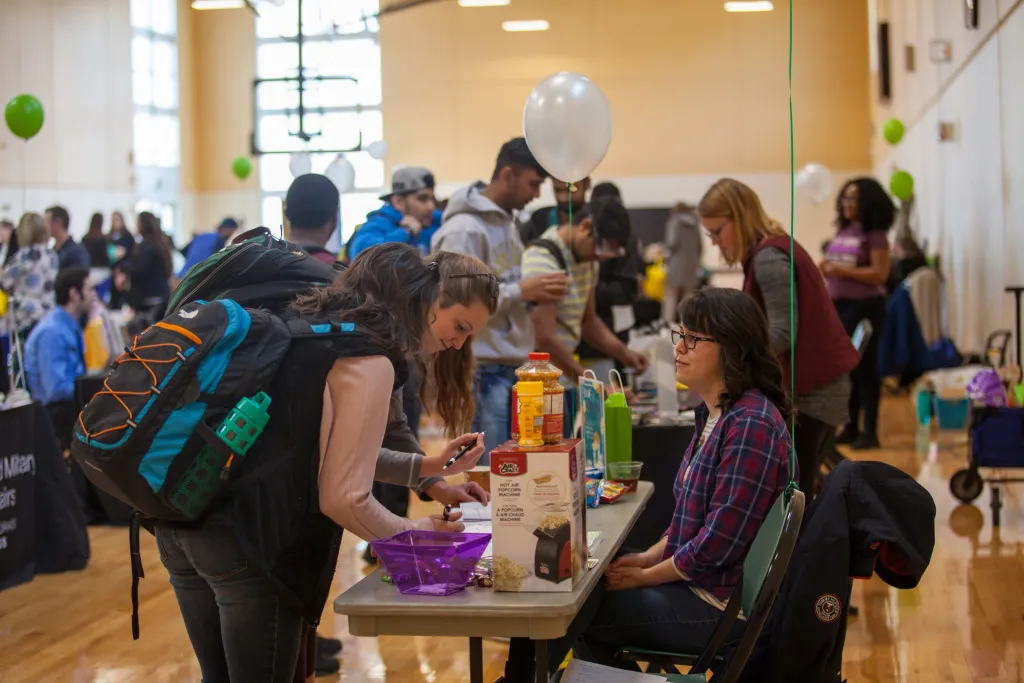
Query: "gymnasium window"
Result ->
[[130, 0, 182, 245], [254, 0, 385, 243]]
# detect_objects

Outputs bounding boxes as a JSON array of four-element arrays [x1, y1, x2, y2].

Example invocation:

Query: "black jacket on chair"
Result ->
[[742, 460, 936, 683]]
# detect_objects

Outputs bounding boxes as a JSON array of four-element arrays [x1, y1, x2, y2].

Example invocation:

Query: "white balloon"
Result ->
[[795, 163, 835, 205], [325, 155, 356, 194], [289, 152, 312, 178], [523, 72, 613, 183], [367, 139, 388, 160]]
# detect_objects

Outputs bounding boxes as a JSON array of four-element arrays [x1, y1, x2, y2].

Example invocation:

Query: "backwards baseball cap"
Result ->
[[285, 173, 340, 230], [380, 166, 435, 201], [217, 217, 239, 231]]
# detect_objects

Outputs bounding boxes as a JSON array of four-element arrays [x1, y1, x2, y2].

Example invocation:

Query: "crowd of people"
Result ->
[[0, 133, 920, 682]]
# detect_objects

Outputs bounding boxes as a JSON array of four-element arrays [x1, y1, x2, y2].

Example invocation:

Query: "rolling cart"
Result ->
[[949, 286, 1024, 526], [949, 406, 1024, 526]]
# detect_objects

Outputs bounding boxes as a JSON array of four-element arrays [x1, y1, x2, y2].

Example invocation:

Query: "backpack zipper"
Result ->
[[171, 242, 258, 314]]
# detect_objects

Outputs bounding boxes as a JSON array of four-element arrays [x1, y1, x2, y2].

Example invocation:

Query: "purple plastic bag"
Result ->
[[966, 369, 1008, 407]]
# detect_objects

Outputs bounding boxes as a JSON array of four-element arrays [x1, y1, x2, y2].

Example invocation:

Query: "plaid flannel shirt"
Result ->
[[663, 390, 794, 604]]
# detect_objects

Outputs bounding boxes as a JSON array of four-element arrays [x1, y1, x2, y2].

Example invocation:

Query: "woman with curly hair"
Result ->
[[501, 287, 794, 681], [821, 178, 895, 449]]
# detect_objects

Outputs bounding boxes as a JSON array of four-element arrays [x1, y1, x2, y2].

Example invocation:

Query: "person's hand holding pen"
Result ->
[[429, 505, 465, 533], [420, 432, 486, 477]]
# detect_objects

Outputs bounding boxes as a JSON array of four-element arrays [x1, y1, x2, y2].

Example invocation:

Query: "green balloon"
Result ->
[[883, 118, 905, 146], [232, 156, 253, 180], [890, 170, 914, 200], [4, 94, 45, 140]]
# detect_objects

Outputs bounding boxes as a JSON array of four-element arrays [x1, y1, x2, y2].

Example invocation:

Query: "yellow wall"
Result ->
[[178, 0, 198, 194], [187, 6, 257, 193], [379, 0, 871, 182]]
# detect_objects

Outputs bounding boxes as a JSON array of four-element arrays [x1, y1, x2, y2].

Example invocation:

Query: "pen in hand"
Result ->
[[442, 432, 484, 471]]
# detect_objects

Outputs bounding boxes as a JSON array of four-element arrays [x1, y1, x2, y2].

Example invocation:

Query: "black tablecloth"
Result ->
[[626, 422, 695, 549], [0, 401, 90, 591]]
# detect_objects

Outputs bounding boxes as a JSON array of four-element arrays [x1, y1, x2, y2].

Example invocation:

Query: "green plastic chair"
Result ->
[[612, 488, 806, 682]]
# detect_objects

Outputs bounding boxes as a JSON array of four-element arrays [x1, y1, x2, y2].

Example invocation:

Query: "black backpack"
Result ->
[[167, 226, 342, 314], [72, 300, 360, 523]]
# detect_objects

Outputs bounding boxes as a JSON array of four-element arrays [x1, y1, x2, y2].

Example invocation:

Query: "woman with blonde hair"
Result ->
[[1, 212, 60, 335], [698, 178, 857, 496]]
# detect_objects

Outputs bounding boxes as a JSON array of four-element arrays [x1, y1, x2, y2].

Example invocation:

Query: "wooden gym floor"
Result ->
[[1, 396, 1022, 683]]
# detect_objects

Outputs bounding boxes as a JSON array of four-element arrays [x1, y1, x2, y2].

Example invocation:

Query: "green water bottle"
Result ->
[[170, 392, 273, 519], [216, 392, 272, 469], [605, 391, 632, 467]]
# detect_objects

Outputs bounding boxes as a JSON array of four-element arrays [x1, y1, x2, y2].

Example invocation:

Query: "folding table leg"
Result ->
[[469, 637, 483, 683], [535, 640, 549, 683]]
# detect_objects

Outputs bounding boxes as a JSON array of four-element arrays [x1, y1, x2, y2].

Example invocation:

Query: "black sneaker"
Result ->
[[851, 433, 880, 450], [317, 635, 343, 656], [836, 425, 859, 445], [315, 650, 341, 676]]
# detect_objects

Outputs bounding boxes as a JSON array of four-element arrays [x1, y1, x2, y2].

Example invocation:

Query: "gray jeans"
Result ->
[[156, 520, 304, 683]]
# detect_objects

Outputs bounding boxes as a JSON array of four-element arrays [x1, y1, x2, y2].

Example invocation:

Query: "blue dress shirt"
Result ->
[[24, 307, 85, 405]]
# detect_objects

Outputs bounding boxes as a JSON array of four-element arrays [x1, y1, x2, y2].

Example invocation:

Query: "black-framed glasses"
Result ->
[[671, 330, 717, 350], [448, 272, 500, 301]]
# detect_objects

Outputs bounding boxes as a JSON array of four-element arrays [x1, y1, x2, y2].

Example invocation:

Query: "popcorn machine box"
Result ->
[[489, 439, 588, 592]]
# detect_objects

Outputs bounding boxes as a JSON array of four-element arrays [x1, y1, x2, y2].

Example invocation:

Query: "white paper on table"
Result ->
[[611, 305, 636, 333], [459, 501, 492, 521], [562, 659, 666, 682]]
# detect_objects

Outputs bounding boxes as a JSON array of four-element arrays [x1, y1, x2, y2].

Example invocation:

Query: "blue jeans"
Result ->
[[472, 363, 519, 461], [156, 520, 304, 683], [504, 574, 740, 680]]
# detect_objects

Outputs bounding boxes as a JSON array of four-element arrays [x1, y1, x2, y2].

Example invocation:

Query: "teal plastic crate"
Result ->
[[935, 396, 970, 429]]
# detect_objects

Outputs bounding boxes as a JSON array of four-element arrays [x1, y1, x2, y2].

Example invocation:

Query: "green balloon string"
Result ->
[[567, 182, 574, 266], [787, 0, 797, 493]]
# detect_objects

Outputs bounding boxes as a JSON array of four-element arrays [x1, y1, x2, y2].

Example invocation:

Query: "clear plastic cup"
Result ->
[[606, 460, 643, 494]]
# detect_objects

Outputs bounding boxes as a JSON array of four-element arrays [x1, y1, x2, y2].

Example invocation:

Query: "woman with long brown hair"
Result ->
[[155, 243, 498, 683], [122, 211, 172, 320], [82, 212, 110, 268], [502, 287, 795, 681], [697, 178, 858, 495]]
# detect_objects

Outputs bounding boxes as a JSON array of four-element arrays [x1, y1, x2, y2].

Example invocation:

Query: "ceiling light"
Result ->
[[459, 0, 511, 7], [724, 1, 774, 12], [191, 0, 245, 9], [502, 20, 549, 32]]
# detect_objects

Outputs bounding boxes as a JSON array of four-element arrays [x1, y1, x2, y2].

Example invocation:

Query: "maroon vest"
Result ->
[[742, 236, 859, 397]]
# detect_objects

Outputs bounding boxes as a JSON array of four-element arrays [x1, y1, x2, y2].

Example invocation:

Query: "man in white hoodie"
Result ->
[[432, 138, 569, 455]]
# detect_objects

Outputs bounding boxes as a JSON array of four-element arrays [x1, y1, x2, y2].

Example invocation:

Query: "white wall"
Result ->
[[181, 189, 262, 240], [871, 0, 1024, 354], [0, 0, 134, 237]]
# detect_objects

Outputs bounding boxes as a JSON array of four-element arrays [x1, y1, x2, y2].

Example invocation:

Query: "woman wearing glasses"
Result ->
[[501, 287, 793, 681], [820, 178, 895, 449], [697, 178, 857, 495]]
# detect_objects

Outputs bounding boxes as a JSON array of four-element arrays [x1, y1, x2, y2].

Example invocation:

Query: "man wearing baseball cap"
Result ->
[[345, 166, 441, 261]]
